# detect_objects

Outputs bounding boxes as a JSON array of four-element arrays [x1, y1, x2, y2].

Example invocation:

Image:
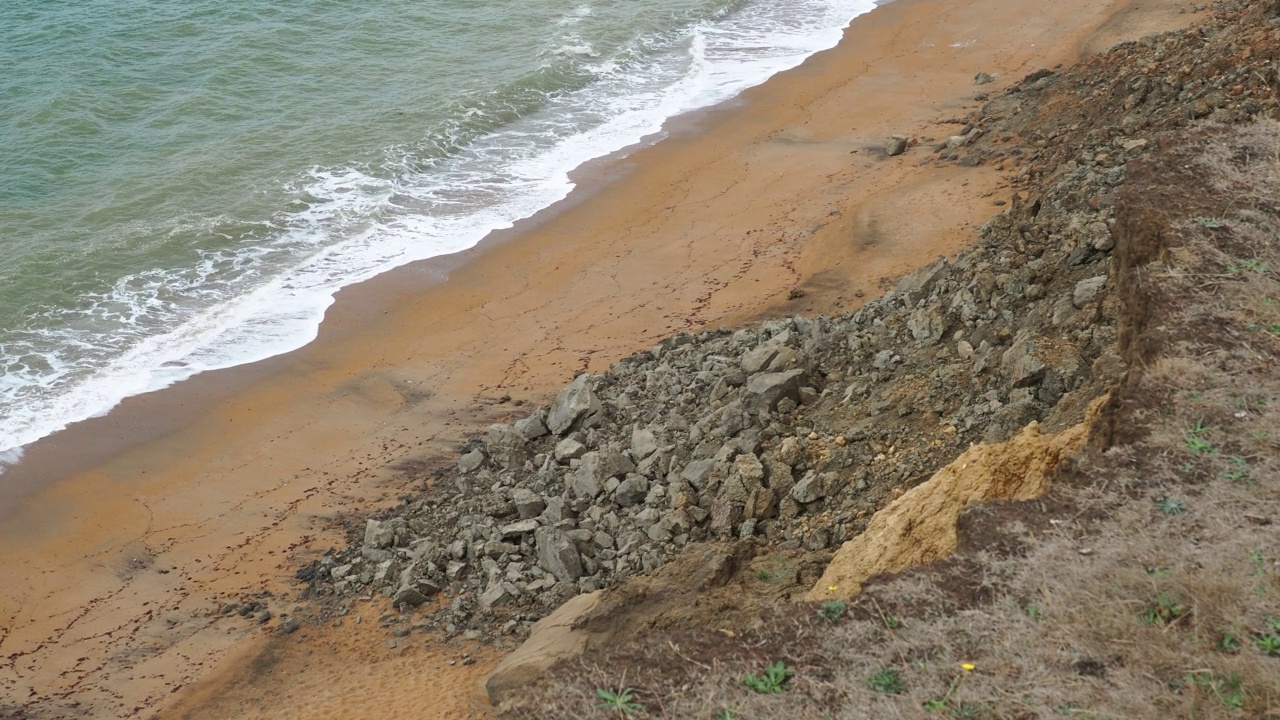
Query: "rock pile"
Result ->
[[297, 0, 1280, 643], [298, 153, 1125, 642], [934, 0, 1280, 177]]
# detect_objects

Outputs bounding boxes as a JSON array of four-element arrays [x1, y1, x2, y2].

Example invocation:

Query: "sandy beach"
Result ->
[[0, 0, 1196, 716]]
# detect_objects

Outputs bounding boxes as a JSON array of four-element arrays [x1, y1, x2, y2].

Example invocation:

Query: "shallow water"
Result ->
[[0, 0, 874, 464]]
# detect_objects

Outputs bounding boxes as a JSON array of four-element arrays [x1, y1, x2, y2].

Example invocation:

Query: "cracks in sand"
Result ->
[[3, 471, 334, 719]]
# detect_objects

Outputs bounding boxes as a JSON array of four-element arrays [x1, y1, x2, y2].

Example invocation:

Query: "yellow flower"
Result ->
[[961, 663, 976, 672], [827, 585, 839, 592]]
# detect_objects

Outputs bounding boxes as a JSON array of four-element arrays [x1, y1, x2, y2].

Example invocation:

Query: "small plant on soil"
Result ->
[[754, 564, 792, 584], [1254, 632, 1280, 656], [1217, 630, 1242, 653], [1139, 592, 1187, 625], [1222, 456, 1253, 483], [712, 710, 738, 720], [867, 667, 907, 695], [596, 687, 644, 717], [1185, 671, 1245, 709], [926, 664, 977, 714], [1228, 258, 1269, 274], [1254, 619, 1280, 656], [1196, 215, 1226, 228], [1155, 497, 1186, 516], [741, 661, 793, 694], [818, 599, 847, 622], [1185, 419, 1215, 456], [1248, 550, 1268, 588]]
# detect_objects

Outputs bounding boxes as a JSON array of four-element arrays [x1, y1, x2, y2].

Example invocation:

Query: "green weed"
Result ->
[[1183, 418, 1216, 456], [1222, 456, 1252, 484], [596, 687, 644, 717], [1217, 631, 1242, 652], [1140, 592, 1187, 625], [1155, 497, 1186, 516], [1185, 671, 1244, 709], [818, 599, 847, 622], [741, 661, 793, 694], [1254, 632, 1280, 656], [867, 667, 907, 695]]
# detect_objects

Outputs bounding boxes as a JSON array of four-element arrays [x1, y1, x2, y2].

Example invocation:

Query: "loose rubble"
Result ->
[[294, 0, 1280, 646]]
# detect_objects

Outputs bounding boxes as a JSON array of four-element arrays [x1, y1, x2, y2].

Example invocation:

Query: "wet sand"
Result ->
[[0, 0, 1198, 716]]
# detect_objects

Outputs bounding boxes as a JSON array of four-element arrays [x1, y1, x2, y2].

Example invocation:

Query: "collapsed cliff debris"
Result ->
[[295, 0, 1279, 656], [297, 123, 1125, 643], [495, 115, 1280, 720]]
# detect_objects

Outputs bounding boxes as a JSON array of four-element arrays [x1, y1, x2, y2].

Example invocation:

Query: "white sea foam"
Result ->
[[0, 448, 22, 473], [0, 0, 876, 466]]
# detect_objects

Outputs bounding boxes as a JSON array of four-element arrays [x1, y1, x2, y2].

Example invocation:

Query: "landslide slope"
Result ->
[[489, 2, 1280, 718]]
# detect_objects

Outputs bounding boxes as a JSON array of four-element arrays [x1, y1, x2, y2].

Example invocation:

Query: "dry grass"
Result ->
[[496, 124, 1280, 720]]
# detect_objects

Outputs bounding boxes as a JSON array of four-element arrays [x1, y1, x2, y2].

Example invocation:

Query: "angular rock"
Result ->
[[393, 586, 428, 607], [535, 528, 584, 583], [542, 497, 569, 523], [790, 471, 828, 504], [630, 427, 659, 460], [885, 135, 908, 157], [572, 451, 635, 499], [766, 346, 801, 372], [458, 449, 486, 474], [680, 458, 716, 487], [1073, 276, 1107, 308], [480, 582, 519, 610], [745, 486, 777, 520], [743, 369, 807, 416], [364, 519, 395, 549], [484, 591, 603, 705], [486, 424, 530, 470], [740, 342, 781, 374], [554, 437, 587, 463], [547, 375, 602, 435], [500, 519, 540, 539], [372, 559, 400, 586], [709, 498, 743, 536], [907, 307, 945, 345], [1001, 334, 1048, 388], [734, 453, 765, 484], [614, 475, 649, 507], [514, 414, 550, 441], [512, 488, 547, 520]]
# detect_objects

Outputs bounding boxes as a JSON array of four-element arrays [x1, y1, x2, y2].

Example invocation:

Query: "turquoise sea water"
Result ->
[[0, 0, 873, 464]]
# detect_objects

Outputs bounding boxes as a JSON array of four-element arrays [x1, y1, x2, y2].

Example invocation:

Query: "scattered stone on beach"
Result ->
[[973, 71, 995, 85], [885, 135, 908, 156]]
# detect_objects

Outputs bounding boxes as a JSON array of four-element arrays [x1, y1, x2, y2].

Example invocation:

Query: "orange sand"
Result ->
[[0, 0, 1197, 717]]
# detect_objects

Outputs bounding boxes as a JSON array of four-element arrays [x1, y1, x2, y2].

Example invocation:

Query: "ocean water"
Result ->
[[0, 0, 874, 466]]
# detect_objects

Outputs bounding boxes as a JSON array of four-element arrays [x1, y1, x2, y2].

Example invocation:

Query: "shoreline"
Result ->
[[0, 0, 1198, 716]]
